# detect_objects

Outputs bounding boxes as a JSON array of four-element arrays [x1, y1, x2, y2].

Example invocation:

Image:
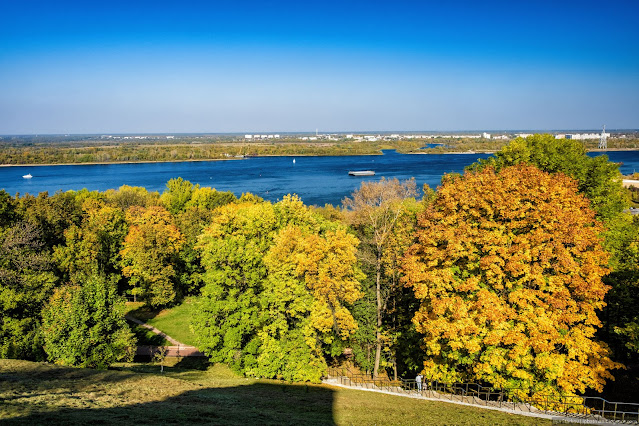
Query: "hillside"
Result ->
[[0, 359, 548, 425]]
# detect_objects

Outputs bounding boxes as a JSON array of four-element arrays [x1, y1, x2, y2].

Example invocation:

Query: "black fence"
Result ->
[[326, 368, 639, 424]]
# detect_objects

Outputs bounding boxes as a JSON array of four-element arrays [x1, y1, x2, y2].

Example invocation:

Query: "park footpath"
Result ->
[[323, 370, 639, 425], [125, 315, 205, 357], [126, 315, 636, 425]]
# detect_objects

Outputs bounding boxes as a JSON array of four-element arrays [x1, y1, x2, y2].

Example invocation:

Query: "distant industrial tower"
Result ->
[[599, 125, 608, 149]]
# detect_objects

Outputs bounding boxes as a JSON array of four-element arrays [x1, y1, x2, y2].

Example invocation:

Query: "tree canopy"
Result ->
[[120, 206, 185, 307], [0, 221, 57, 360], [192, 195, 363, 382], [402, 165, 619, 396], [469, 134, 629, 223], [41, 274, 135, 369]]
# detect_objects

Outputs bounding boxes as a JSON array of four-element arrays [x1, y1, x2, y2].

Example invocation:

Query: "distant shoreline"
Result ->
[[1, 147, 637, 167], [0, 153, 383, 167], [0, 158, 242, 168]]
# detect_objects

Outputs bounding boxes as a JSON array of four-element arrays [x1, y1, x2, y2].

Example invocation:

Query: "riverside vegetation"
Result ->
[[1, 135, 638, 421], [1, 134, 638, 165]]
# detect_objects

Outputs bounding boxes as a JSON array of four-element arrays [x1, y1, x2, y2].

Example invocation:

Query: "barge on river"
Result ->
[[348, 170, 375, 176]]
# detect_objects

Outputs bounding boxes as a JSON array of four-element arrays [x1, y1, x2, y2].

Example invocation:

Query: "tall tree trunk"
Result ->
[[392, 276, 398, 381], [373, 252, 382, 378], [393, 354, 398, 381]]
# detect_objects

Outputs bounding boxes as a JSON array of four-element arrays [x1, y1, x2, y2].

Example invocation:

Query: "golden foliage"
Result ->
[[120, 206, 184, 306], [402, 165, 620, 394], [266, 226, 364, 339]]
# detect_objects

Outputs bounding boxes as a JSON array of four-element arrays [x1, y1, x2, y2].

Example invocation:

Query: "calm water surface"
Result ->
[[2, 150, 638, 206]]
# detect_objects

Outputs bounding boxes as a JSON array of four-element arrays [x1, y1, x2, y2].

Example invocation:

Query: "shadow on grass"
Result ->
[[0, 361, 138, 397], [172, 356, 212, 370], [120, 355, 212, 372], [128, 321, 171, 346], [125, 302, 162, 322], [125, 299, 198, 347], [2, 381, 336, 425]]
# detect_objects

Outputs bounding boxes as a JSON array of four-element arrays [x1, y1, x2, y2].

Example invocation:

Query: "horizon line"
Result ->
[[2, 129, 638, 137]]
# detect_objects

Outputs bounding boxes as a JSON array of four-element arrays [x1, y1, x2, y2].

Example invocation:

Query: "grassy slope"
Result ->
[[126, 298, 198, 346], [0, 359, 548, 425]]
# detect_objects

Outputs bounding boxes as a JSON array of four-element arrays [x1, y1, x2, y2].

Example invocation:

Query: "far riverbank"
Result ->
[[1, 137, 637, 167], [3, 147, 639, 168]]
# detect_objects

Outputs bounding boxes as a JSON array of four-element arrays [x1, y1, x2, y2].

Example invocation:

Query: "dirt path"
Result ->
[[126, 314, 206, 357], [126, 314, 184, 346]]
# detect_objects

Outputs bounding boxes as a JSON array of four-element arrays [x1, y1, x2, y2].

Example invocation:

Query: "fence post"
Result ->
[[325, 372, 638, 423]]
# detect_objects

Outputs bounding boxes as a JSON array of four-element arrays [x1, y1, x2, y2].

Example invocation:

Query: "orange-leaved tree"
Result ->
[[402, 164, 620, 397]]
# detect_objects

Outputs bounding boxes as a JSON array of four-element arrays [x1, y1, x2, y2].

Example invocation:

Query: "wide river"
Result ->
[[2, 150, 639, 206]]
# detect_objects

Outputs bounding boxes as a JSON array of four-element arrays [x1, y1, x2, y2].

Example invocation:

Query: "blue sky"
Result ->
[[1, 0, 637, 134]]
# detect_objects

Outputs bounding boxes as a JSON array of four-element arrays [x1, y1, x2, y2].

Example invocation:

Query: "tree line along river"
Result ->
[[2, 150, 639, 206]]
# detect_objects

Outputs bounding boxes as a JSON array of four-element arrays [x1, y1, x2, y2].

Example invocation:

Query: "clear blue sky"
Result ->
[[1, 0, 637, 134]]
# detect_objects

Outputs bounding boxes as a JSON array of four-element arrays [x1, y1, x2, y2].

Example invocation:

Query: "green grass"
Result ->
[[126, 298, 198, 346], [0, 359, 549, 425], [128, 321, 170, 346]]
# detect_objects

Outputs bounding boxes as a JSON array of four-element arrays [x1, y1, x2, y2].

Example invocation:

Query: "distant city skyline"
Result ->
[[1, 0, 637, 134]]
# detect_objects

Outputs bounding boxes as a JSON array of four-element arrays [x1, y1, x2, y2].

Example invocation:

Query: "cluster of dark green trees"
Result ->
[[0, 182, 236, 368], [1, 134, 638, 394]]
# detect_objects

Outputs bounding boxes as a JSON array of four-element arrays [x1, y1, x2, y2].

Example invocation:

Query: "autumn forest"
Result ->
[[2, 134, 638, 402]]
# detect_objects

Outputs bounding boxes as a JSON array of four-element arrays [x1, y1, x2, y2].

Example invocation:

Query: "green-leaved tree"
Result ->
[[42, 273, 135, 368], [192, 195, 363, 381]]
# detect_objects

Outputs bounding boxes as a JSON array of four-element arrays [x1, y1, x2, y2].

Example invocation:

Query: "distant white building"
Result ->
[[245, 135, 253, 139], [482, 132, 491, 139], [565, 133, 607, 140]]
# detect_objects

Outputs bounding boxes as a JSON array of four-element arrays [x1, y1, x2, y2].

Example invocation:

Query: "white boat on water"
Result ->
[[23, 173, 32, 179], [348, 170, 375, 176]]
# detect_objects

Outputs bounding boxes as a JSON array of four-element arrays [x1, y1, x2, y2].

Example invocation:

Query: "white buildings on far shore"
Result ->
[[239, 130, 619, 143], [555, 132, 609, 140], [244, 134, 281, 139]]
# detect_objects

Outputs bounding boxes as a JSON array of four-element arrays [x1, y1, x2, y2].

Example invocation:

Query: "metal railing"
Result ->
[[326, 368, 639, 424]]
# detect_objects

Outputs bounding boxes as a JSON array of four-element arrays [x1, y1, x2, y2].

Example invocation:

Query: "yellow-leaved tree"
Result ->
[[402, 164, 620, 398], [120, 206, 184, 307], [193, 195, 363, 382]]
